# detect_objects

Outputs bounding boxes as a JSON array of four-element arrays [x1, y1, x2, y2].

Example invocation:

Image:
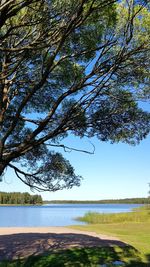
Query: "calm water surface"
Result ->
[[0, 204, 142, 227]]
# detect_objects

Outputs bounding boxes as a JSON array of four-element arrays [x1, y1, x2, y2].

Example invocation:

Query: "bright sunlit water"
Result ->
[[0, 203, 142, 227]]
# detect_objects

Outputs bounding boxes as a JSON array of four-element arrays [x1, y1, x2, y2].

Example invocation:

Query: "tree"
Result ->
[[0, 191, 43, 204], [0, 0, 150, 191]]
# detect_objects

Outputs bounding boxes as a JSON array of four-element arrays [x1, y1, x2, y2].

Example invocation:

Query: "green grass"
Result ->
[[70, 206, 150, 263], [71, 223, 150, 259], [76, 206, 150, 224], [0, 246, 149, 267]]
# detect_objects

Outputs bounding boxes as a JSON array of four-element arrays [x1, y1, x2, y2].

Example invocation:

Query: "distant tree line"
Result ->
[[0, 192, 43, 205], [44, 198, 150, 205]]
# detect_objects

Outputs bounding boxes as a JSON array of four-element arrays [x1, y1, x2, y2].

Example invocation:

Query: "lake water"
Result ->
[[0, 204, 142, 227]]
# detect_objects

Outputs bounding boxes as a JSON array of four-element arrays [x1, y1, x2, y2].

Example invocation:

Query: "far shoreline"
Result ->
[[0, 198, 149, 206], [0, 204, 42, 206], [43, 198, 149, 204]]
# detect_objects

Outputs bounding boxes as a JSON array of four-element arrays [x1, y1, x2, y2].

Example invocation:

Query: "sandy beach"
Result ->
[[0, 227, 126, 261], [0, 226, 119, 237]]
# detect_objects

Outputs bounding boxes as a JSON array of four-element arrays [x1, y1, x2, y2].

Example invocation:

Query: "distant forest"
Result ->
[[0, 192, 43, 205], [44, 198, 150, 204], [1, 193, 149, 205]]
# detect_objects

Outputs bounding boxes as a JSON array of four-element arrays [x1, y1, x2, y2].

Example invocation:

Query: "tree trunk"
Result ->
[[0, 162, 6, 177]]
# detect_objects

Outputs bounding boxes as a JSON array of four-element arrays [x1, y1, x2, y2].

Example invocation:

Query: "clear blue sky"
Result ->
[[1, 132, 150, 201]]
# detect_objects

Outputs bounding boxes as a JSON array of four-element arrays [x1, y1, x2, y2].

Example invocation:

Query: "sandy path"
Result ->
[[0, 227, 126, 260], [0, 226, 118, 239]]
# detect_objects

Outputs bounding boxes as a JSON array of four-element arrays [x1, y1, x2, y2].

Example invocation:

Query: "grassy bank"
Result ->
[[71, 223, 150, 260], [76, 206, 150, 224], [71, 206, 150, 262]]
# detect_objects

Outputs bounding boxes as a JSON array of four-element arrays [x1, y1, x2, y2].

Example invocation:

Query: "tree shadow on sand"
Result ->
[[0, 233, 149, 266], [0, 232, 126, 260]]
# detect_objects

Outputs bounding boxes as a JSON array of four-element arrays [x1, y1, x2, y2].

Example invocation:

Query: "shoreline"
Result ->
[[0, 204, 42, 206], [0, 226, 119, 241], [0, 226, 116, 240], [0, 201, 148, 206]]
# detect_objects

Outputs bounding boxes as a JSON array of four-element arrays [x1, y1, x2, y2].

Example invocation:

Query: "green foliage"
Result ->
[[0, 192, 43, 205], [0, 246, 149, 267], [89, 90, 150, 144], [0, 0, 149, 191]]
